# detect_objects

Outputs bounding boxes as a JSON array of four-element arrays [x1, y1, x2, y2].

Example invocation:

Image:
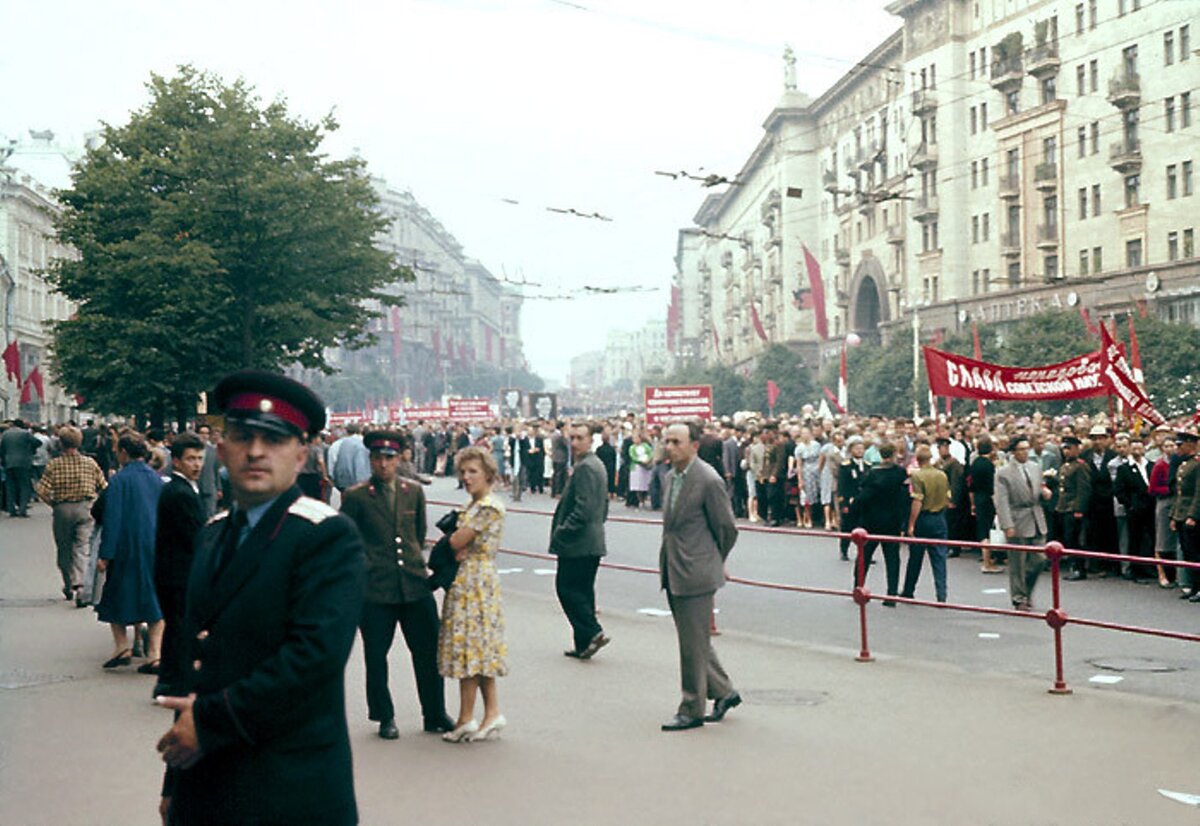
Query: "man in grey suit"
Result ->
[[659, 421, 740, 732], [1, 419, 40, 517], [994, 437, 1051, 611], [550, 421, 610, 659], [196, 423, 221, 518]]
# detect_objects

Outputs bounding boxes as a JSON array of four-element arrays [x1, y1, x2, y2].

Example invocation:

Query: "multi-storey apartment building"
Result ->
[[672, 0, 1200, 372]]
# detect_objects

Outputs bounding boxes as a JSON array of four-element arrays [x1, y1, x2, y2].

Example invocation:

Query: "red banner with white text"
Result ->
[[923, 347, 1107, 401]]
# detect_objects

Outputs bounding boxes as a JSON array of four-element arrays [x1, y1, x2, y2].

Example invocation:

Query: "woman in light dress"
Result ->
[[438, 446, 509, 742], [793, 427, 821, 528]]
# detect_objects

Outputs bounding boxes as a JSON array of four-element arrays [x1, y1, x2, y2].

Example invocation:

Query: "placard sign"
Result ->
[[447, 397, 493, 421], [400, 405, 448, 422], [643, 385, 714, 425], [528, 392, 558, 421], [499, 388, 523, 418]]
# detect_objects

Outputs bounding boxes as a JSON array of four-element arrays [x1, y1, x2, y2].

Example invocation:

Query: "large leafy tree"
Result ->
[[743, 343, 815, 414], [48, 66, 408, 425]]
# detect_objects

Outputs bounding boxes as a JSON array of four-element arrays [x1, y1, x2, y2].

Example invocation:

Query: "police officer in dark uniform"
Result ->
[[156, 370, 365, 826], [341, 431, 452, 739], [836, 436, 868, 561], [1057, 436, 1093, 580]]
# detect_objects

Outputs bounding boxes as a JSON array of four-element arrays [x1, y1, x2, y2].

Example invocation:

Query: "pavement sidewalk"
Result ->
[[3, 506, 1199, 825]]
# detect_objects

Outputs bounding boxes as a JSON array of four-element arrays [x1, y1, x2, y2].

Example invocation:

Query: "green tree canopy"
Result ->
[[48, 66, 408, 425]]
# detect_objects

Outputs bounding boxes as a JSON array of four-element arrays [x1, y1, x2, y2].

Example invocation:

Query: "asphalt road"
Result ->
[[425, 477, 1200, 705]]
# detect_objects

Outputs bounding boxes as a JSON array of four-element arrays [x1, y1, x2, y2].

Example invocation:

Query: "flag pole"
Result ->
[[912, 308, 920, 420]]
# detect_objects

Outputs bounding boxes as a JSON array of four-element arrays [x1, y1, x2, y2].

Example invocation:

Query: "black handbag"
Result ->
[[427, 510, 461, 592]]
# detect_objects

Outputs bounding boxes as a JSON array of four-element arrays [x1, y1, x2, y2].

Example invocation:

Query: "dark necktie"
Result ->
[[214, 510, 248, 581]]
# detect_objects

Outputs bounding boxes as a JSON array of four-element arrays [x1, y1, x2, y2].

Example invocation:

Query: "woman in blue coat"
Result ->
[[96, 432, 164, 670]]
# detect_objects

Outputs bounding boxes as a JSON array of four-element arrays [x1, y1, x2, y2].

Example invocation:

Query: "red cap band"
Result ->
[[371, 439, 402, 452], [226, 392, 310, 434]]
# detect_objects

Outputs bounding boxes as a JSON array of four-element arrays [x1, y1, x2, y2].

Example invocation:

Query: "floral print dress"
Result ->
[[438, 494, 509, 678]]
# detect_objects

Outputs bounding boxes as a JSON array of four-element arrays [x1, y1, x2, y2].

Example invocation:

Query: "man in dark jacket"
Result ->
[[1, 419, 40, 517], [1115, 436, 1154, 582], [341, 431, 451, 739], [837, 436, 868, 561], [550, 421, 610, 659], [154, 432, 207, 697], [852, 442, 909, 605], [156, 371, 365, 826], [550, 423, 569, 497], [1082, 425, 1119, 571]]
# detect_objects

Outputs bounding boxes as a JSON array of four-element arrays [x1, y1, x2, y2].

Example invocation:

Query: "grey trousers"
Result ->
[[667, 591, 733, 718], [52, 501, 94, 592], [1155, 499, 1188, 589], [1007, 534, 1047, 607]]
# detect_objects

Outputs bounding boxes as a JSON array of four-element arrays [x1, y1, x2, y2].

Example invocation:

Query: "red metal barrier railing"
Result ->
[[429, 498, 1200, 695]]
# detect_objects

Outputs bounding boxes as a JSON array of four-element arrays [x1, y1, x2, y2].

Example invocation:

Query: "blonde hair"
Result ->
[[456, 445, 499, 483]]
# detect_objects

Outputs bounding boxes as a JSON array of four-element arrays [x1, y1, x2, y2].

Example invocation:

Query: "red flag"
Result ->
[[19, 376, 32, 404], [2, 340, 19, 384], [971, 323, 986, 419], [1079, 305, 1099, 336], [822, 386, 845, 414], [1134, 298, 1149, 319], [766, 379, 781, 410], [801, 245, 829, 340], [711, 323, 722, 357], [750, 304, 769, 343], [1127, 314, 1143, 384], [838, 343, 848, 412], [29, 367, 43, 400]]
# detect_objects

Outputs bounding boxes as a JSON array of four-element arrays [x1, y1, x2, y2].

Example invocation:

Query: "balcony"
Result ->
[[1033, 162, 1058, 192], [998, 172, 1021, 200], [911, 88, 937, 115], [1001, 231, 1021, 256], [857, 193, 874, 217], [1108, 139, 1142, 174], [1107, 71, 1140, 109], [912, 194, 939, 222], [822, 168, 838, 192], [1026, 42, 1060, 78], [911, 142, 938, 170], [886, 223, 905, 245], [835, 247, 850, 266], [858, 143, 879, 171], [990, 57, 1024, 92], [1035, 223, 1059, 249]]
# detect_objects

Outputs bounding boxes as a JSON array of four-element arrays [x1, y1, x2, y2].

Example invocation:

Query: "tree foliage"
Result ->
[[48, 66, 408, 424]]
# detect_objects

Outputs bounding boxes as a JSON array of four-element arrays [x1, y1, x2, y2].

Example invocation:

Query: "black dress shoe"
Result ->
[[705, 691, 742, 723], [378, 719, 399, 740], [102, 650, 132, 669], [423, 714, 455, 733], [563, 649, 582, 658], [661, 713, 704, 732], [579, 632, 610, 660], [1180, 590, 1196, 600]]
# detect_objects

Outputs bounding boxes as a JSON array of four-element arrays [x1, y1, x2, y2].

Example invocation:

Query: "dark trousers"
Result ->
[[902, 511, 949, 602], [1180, 524, 1198, 589], [1124, 509, 1156, 578], [855, 538, 901, 597], [551, 462, 568, 497], [769, 479, 787, 524], [839, 509, 858, 558], [5, 466, 31, 515], [359, 597, 445, 724], [1059, 513, 1086, 575], [157, 585, 188, 692], [555, 556, 603, 652]]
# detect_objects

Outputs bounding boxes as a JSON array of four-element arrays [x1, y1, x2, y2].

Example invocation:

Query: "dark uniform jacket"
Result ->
[[837, 458, 868, 517], [1056, 459, 1093, 514], [939, 456, 967, 509], [155, 474, 205, 593], [1081, 448, 1117, 506], [1114, 460, 1153, 517], [550, 452, 608, 558], [855, 463, 910, 534], [341, 477, 429, 605], [1172, 457, 1200, 522], [164, 487, 365, 826]]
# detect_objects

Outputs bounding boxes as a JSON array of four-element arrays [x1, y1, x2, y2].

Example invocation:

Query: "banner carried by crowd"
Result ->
[[922, 326, 1165, 424]]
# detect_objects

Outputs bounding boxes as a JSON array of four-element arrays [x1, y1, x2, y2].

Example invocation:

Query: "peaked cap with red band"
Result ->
[[212, 370, 326, 438], [364, 430, 407, 456]]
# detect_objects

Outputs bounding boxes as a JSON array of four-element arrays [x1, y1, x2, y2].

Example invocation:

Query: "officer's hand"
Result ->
[[97, 559, 108, 573], [1188, 518, 1197, 528], [160, 797, 171, 825], [1073, 512, 1083, 519], [1004, 528, 1015, 539], [156, 694, 203, 769]]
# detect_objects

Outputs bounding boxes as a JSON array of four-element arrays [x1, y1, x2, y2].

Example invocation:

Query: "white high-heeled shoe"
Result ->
[[442, 719, 479, 743], [467, 715, 506, 742]]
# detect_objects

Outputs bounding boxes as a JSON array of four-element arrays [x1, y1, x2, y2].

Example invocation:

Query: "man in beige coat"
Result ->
[[995, 437, 1051, 610], [659, 421, 740, 732]]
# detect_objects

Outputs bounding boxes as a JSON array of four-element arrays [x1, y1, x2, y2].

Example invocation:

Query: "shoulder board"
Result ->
[[288, 496, 339, 524], [206, 510, 230, 526]]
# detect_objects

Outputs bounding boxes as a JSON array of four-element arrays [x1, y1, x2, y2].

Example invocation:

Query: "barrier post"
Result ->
[[1043, 541, 1072, 695], [851, 527, 874, 663]]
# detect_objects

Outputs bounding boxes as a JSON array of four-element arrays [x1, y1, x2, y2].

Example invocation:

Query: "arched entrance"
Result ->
[[848, 257, 890, 342]]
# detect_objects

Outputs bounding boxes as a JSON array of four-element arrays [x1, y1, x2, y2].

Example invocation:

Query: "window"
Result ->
[[971, 161, 978, 189], [1183, 92, 1192, 127], [1092, 183, 1102, 215], [1006, 148, 1020, 181], [1006, 90, 1020, 116], [1078, 126, 1087, 157], [1166, 97, 1176, 132], [970, 53, 977, 80], [1045, 255, 1059, 280], [982, 213, 990, 241], [1185, 161, 1194, 196], [1090, 121, 1100, 154], [1076, 64, 1086, 95], [1089, 60, 1098, 92], [1008, 204, 1021, 236], [1093, 246, 1103, 272], [1080, 249, 1090, 275], [1079, 187, 1089, 219], [972, 269, 980, 294], [1075, 3, 1084, 36], [1088, 0, 1097, 30], [1041, 76, 1057, 104], [1169, 231, 1179, 261], [972, 215, 980, 243], [1126, 238, 1143, 267], [982, 268, 990, 291], [1007, 262, 1021, 287], [1168, 164, 1178, 199], [980, 102, 988, 129], [1043, 136, 1057, 163], [1183, 26, 1191, 61], [1166, 31, 1175, 66], [1185, 228, 1195, 257], [1123, 45, 1138, 78], [1044, 195, 1058, 230], [970, 106, 977, 134], [1125, 173, 1141, 207], [981, 158, 989, 185], [930, 65, 936, 88], [1123, 107, 1139, 146], [1118, 0, 1126, 16]]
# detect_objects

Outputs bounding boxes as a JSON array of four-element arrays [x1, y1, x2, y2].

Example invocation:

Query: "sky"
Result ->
[[2, 0, 900, 384]]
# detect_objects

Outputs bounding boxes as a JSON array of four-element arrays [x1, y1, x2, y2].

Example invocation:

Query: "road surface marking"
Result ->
[[533, 568, 556, 576], [977, 633, 1001, 639], [1158, 789, 1200, 807], [1088, 675, 1123, 685], [637, 608, 672, 617], [497, 568, 525, 575], [982, 588, 1007, 595]]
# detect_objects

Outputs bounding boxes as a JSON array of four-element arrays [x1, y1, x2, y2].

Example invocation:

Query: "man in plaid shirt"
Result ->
[[36, 426, 107, 607]]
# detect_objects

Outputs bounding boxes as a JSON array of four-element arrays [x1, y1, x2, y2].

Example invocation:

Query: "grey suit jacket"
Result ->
[[660, 458, 738, 597], [198, 443, 220, 497], [0, 427, 39, 469], [550, 453, 608, 558], [994, 459, 1048, 538]]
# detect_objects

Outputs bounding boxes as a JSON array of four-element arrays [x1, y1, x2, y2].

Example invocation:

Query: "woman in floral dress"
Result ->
[[439, 446, 509, 742]]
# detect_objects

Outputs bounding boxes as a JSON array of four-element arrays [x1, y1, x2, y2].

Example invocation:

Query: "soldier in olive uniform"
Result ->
[[341, 431, 453, 738], [1057, 436, 1093, 580], [1170, 431, 1200, 602]]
